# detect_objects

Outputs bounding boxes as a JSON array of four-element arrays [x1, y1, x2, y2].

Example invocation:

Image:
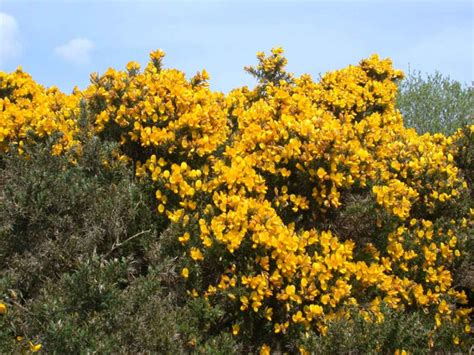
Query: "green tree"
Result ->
[[397, 71, 473, 135]]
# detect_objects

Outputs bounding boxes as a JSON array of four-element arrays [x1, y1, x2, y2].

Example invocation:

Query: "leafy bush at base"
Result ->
[[299, 307, 468, 355], [0, 138, 239, 353]]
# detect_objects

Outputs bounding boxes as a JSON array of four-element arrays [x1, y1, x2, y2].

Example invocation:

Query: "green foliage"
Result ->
[[299, 307, 467, 354], [0, 137, 241, 353], [397, 71, 473, 135], [0, 137, 160, 296], [451, 125, 474, 300]]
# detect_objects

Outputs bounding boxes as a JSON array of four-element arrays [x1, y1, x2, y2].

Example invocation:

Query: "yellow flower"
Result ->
[[29, 342, 42, 353], [260, 344, 271, 355], [438, 300, 450, 314], [0, 302, 6, 314], [178, 232, 190, 244], [190, 248, 204, 261], [292, 310, 304, 323], [317, 167, 327, 180], [232, 324, 240, 336], [181, 268, 189, 279]]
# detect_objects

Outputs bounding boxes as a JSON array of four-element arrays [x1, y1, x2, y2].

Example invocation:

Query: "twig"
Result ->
[[105, 229, 151, 258]]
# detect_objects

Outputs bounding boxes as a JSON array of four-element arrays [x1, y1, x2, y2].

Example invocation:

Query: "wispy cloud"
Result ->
[[55, 38, 94, 65], [0, 12, 22, 67]]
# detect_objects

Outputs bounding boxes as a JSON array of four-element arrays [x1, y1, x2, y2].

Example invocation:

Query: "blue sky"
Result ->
[[0, 0, 472, 93]]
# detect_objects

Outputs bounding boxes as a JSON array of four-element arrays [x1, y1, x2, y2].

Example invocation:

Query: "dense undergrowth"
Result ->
[[0, 48, 472, 354]]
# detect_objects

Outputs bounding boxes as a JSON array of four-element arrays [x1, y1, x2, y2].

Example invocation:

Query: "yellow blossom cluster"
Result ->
[[0, 68, 81, 155], [83, 50, 228, 214]]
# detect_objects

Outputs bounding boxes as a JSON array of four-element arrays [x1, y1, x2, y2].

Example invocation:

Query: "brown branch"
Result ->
[[105, 229, 151, 258]]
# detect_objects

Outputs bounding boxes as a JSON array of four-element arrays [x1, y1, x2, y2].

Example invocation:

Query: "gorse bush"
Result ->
[[0, 69, 81, 155], [0, 48, 472, 354]]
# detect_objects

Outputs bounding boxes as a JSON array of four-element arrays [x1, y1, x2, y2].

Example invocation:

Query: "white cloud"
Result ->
[[0, 12, 22, 66], [55, 38, 94, 65]]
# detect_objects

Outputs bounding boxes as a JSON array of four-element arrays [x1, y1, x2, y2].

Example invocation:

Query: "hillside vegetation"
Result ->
[[0, 48, 472, 354]]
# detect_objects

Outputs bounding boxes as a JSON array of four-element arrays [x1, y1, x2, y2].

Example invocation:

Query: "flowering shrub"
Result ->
[[0, 69, 81, 155], [174, 49, 471, 352], [0, 48, 472, 353], [83, 50, 229, 217]]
